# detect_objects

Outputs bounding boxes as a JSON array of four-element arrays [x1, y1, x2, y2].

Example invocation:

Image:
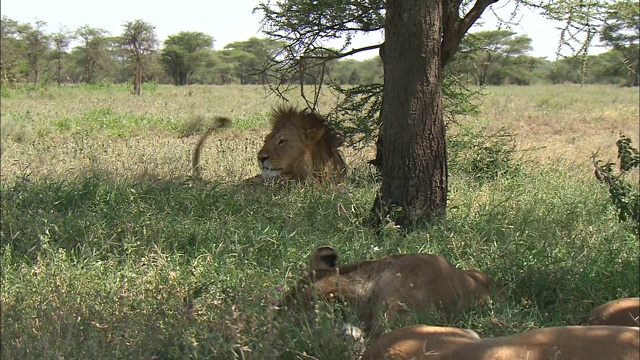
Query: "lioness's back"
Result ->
[[442, 326, 639, 360]]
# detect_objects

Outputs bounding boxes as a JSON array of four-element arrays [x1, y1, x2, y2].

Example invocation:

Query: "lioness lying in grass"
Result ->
[[279, 246, 498, 335], [587, 297, 639, 327], [361, 324, 639, 360]]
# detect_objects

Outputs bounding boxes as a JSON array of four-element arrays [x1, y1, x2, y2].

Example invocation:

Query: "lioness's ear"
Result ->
[[310, 245, 338, 272], [304, 127, 325, 143]]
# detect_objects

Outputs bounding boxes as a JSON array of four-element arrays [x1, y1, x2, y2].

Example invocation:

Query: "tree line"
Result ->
[[1, 13, 637, 92]]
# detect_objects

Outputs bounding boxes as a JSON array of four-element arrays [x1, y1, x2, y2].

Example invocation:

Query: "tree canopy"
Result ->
[[120, 19, 159, 95], [160, 31, 213, 85], [601, 0, 639, 86], [0, 12, 635, 89]]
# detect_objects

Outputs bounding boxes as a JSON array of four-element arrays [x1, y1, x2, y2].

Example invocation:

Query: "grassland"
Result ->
[[1, 84, 639, 359]]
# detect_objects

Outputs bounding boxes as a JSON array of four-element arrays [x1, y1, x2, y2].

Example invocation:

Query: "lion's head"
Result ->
[[279, 246, 498, 335], [257, 106, 346, 183]]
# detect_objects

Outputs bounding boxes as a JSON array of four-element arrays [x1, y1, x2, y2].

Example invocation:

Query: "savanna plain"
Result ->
[[1, 84, 639, 359]]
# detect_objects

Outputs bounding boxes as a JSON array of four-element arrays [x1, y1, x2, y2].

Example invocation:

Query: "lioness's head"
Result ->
[[280, 245, 340, 311], [257, 106, 345, 182]]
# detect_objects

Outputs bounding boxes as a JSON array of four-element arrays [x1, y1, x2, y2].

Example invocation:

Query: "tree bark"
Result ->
[[377, 0, 447, 227], [134, 57, 142, 96], [371, 43, 386, 173], [57, 57, 62, 86]]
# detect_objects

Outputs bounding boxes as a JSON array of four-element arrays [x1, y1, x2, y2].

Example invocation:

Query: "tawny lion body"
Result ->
[[191, 106, 346, 184], [280, 246, 497, 335], [361, 325, 480, 360], [587, 297, 639, 327], [362, 325, 640, 360]]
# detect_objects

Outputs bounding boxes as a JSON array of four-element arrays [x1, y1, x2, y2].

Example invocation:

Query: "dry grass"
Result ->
[[479, 85, 639, 169], [0, 84, 369, 183], [2, 84, 638, 185]]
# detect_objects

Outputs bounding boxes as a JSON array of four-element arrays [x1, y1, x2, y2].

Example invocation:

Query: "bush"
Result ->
[[448, 120, 520, 181], [592, 134, 640, 231]]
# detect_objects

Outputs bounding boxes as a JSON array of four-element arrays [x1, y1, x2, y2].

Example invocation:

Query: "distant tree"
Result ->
[[142, 51, 169, 83], [601, 0, 639, 86], [17, 20, 50, 86], [75, 25, 111, 83], [218, 47, 255, 84], [0, 16, 26, 86], [119, 19, 158, 95], [549, 56, 584, 83], [160, 31, 213, 85], [223, 37, 284, 84], [331, 59, 364, 84], [184, 50, 216, 84], [105, 35, 128, 82], [588, 50, 634, 84], [329, 57, 384, 85], [50, 26, 74, 86], [358, 57, 384, 83], [465, 30, 533, 85], [503, 55, 546, 85], [347, 68, 361, 85]]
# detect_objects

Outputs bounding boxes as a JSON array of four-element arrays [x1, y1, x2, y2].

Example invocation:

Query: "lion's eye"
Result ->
[[278, 139, 288, 145]]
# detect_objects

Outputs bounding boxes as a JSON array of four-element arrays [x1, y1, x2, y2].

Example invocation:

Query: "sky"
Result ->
[[2, 0, 605, 60]]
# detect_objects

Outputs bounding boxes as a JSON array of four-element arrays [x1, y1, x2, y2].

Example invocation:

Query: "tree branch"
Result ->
[[461, 0, 501, 37], [303, 43, 382, 61], [442, 0, 500, 66]]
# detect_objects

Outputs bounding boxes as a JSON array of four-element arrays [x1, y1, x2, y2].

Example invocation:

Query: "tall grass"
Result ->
[[1, 84, 638, 359]]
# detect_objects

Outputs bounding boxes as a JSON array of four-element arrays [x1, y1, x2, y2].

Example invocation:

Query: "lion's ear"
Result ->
[[304, 127, 325, 143], [310, 245, 338, 272]]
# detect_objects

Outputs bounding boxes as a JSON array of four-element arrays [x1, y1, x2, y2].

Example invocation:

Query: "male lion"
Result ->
[[256, 106, 346, 183], [587, 297, 639, 327], [191, 106, 346, 184], [361, 324, 640, 360], [279, 246, 498, 335]]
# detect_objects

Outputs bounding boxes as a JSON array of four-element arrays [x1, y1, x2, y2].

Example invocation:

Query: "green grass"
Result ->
[[1, 84, 639, 359]]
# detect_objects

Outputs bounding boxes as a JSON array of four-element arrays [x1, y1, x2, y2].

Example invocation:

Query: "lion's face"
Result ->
[[280, 246, 497, 335], [257, 121, 324, 180], [254, 106, 345, 183]]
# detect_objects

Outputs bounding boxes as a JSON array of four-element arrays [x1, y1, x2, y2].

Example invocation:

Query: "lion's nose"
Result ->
[[258, 154, 269, 164]]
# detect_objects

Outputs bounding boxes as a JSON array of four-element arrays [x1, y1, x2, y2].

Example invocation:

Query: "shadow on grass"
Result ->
[[0, 172, 375, 264]]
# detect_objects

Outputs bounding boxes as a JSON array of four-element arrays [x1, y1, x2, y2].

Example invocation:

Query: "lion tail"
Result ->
[[190, 116, 232, 180]]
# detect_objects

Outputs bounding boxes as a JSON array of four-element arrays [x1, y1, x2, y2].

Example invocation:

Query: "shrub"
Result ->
[[448, 120, 520, 181], [592, 134, 640, 231]]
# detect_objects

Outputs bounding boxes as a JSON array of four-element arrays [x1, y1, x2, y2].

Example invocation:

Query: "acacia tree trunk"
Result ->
[[371, 44, 386, 172], [377, 0, 447, 227], [33, 67, 39, 86], [57, 57, 62, 86], [133, 57, 142, 95]]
